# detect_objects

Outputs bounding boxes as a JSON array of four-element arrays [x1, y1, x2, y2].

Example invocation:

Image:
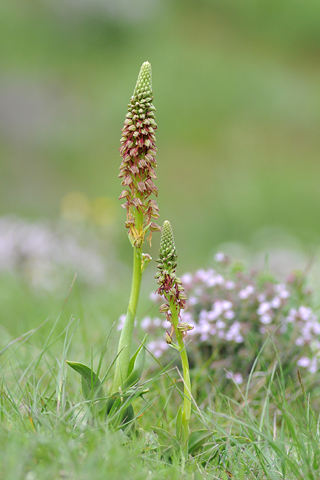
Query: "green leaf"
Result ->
[[66, 361, 104, 408], [105, 393, 135, 430], [152, 426, 180, 452], [175, 405, 183, 442], [215, 435, 252, 446], [123, 335, 147, 390], [127, 334, 147, 377], [122, 404, 135, 425], [188, 429, 213, 454]]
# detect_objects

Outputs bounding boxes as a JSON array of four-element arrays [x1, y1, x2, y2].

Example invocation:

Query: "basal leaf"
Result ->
[[123, 335, 147, 389], [188, 429, 213, 454], [66, 361, 104, 402], [127, 334, 147, 377], [175, 405, 183, 442]]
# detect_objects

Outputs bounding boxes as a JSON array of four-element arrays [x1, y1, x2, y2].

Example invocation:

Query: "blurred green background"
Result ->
[[1, 0, 320, 271]]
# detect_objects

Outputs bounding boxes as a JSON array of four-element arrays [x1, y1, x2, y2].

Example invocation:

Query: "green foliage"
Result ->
[[65, 361, 104, 413], [1, 280, 320, 478], [66, 338, 148, 426], [175, 404, 183, 442], [187, 429, 212, 455], [123, 335, 147, 390]]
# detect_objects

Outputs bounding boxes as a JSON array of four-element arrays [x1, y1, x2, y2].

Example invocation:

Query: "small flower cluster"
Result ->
[[155, 220, 187, 313], [119, 61, 160, 246], [154, 221, 192, 347], [130, 252, 320, 384]]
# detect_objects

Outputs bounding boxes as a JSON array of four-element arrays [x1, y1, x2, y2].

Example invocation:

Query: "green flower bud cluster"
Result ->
[[119, 61, 160, 246], [156, 221, 187, 311]]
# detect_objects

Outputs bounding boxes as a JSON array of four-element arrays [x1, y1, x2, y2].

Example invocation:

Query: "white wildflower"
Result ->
[[181, 272, 193, 285], [297, 356, 310, 368], [298, 306, 312, 321], [214, 252, 226, 263], [271, 297, 281, 309], [216, 320, 226, 329], [141, 316, 152, 330], [239, 285, 254, 299], [257, 302, 271, 316], [224, 310, 235, 320], [225, 371, 243, 384], [260, 314, 272, 324], [117, 314, 126, 331], [148, 340, 168, 358]]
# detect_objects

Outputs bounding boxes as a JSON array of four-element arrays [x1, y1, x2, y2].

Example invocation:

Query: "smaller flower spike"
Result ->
[[119, 61, 160, 247], [155, 221, 192, 451], [156, 220, 187, 313]]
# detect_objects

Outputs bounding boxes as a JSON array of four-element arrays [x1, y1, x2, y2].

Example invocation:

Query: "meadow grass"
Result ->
[[1, 276, 320, 480]]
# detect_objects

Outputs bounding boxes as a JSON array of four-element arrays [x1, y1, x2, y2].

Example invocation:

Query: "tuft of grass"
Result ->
[[2, 292, 320, 480]]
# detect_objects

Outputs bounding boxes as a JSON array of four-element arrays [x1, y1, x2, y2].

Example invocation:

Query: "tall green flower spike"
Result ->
[[67, 62, 159, 429], [113, 62, 160, 395], [119, 61, 160, 247], [156, 220, 193, 455]]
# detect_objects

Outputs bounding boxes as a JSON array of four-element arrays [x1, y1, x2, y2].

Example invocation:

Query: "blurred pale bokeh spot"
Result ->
[[91, 196, 117, 226], [61, 192, 117, 226], [61, 192, 91, 223]]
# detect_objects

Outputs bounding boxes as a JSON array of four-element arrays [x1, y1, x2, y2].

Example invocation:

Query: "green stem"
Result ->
[[168, 300, 192, 453], [113, 244, 143, 393]]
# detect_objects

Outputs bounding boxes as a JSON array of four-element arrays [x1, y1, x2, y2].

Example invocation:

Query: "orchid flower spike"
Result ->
[[119, 61, 161, 247]]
